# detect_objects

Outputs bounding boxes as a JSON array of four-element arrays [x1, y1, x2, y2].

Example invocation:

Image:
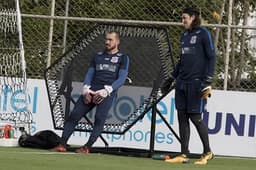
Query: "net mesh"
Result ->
[[45, 24, 174, 134], [0, 0, 32, 136], [0, 1, 25, 90]]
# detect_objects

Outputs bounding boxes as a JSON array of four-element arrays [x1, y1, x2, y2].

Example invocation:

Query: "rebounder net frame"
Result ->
[[44, 23, 175, 135], [0, 0, 32, 140]]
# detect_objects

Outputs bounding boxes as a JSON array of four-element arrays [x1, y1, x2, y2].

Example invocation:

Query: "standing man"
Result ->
[[162, 8, 216, 165], [52, 31, 129, 154]]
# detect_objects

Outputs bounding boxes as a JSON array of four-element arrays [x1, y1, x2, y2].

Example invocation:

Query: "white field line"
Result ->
[[0, 150, 77, 155], [214, 156, 256, 161], [0, 150, 255, 160]]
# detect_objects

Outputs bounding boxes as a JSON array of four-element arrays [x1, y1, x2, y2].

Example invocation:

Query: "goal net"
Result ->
[[45, 23, 174, 134], [0, 0, 32, 140]]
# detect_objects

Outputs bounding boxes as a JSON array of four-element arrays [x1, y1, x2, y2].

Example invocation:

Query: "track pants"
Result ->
[[61, 92, 116, 147]]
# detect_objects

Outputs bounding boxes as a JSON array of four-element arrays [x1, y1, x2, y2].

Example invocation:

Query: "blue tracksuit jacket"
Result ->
[[172, 26, 216, 81]]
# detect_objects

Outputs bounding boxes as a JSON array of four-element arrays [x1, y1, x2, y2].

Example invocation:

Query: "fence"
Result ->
[[1, 0, 256, 91]]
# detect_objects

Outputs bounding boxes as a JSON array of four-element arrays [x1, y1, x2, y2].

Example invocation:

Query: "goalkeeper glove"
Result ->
[[201, 77, 212, 99], [92, 85, 113, 104], [82, 85, 95, 104]]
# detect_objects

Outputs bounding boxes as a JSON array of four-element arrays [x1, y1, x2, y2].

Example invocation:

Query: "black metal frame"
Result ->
[[86, 86, 180, 157], [44, 22, 179, 156]]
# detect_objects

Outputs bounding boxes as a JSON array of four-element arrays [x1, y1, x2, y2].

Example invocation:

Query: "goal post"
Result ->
[[0, 0, 32, 143]]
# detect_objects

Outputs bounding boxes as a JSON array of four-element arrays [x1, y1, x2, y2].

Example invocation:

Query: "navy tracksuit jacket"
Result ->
[[172, 26, 216, 113]]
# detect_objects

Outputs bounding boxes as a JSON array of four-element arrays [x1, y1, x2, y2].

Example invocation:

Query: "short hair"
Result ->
[[106, 31, 120, 40], [182, 7, 201, 28]]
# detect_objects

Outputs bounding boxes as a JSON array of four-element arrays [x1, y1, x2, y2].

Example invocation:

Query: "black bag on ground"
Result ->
[[18, 130, 61, 149]]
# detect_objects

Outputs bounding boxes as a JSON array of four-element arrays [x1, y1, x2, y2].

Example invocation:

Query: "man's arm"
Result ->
[[111, 54, 130, 91], [83, 67, 95, 85], [83, 57, 95, 85], [202, 28, 216, 79], [201, 28, 216, 99], [82, 58, 96, 104]]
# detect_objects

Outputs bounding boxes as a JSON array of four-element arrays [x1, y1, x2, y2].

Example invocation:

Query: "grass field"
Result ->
[[0, 147, 255, 170]]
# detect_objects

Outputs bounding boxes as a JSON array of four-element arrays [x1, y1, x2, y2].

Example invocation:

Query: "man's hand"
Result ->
[[201, 76, 212, 99], [92, 85, 113, 104], [84, 93, 92, 104], [160, 76, 174, 95], [82, 85, 95, 104], [201, 85, 212, 99]]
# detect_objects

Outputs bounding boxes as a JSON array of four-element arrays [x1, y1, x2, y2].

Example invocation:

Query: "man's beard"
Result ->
[[105, 44, 116, 52]]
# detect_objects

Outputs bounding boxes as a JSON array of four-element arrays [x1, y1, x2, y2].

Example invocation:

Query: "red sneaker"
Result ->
[[51, 144, 67, 152], [75, 146, 90, 154]]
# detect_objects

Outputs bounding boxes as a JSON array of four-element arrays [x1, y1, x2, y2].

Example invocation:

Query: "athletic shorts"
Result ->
[[174, 78, 207, 113]]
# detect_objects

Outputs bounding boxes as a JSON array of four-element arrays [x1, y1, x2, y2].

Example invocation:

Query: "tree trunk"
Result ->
[[214, 0, 226, 50], [235, 0, 250, 87], [230, 9, 237, 88]]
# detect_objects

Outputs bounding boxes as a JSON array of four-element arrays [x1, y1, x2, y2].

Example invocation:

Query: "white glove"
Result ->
[[96, 89, 109, 97], [104, 85, 113, 95], [92, 85, 113, 104], [82, 85, 93, 95], [82, 85, 95, 104], [201, 85, 212, 99]]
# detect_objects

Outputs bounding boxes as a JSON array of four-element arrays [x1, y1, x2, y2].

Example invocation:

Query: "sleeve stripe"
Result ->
[[206, 30, 215, 50], [202, 27, 215, 50], [207, 31, 214, 50], [123, 55, 130, 71]]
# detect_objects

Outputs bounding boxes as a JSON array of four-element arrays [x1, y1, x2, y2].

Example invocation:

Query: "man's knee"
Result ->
[[189, 114, 203, 126], [67, 111, 81, 123]]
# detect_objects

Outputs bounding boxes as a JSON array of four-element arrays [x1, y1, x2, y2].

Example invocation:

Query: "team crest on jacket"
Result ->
[[190, 36, 197, 44], [111, 56, 119, 63]]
